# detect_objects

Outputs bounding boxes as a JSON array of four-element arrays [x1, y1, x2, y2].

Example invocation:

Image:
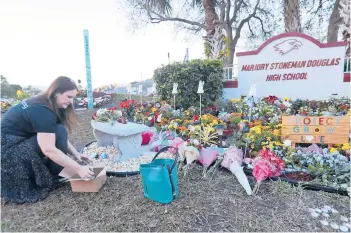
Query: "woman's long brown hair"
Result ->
[[27, 76, 78, 133]]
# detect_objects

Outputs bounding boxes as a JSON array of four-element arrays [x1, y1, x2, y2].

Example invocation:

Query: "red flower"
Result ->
[[265, 95, 278, 104], [154, 111, 160, 119], [193, 115, 199, 121], [92, 112, 97, 120], [128, 99, 136, 105], [120, 101, 130, 109], [340, 103, 349, 110]]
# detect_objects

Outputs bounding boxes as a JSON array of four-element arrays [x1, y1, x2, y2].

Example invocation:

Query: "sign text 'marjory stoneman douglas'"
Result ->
[[241, 58, 341, 82]]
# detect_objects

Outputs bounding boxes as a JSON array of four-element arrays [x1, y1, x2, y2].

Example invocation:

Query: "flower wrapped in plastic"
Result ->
[[169, 137, 185, 161], [198, 147, 219, 167], [252, 148, 285, 194], [221, 146, 252, 195]]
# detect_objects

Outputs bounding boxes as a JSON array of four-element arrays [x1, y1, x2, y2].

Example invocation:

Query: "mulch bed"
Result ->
[[1, 109, 350, 232]]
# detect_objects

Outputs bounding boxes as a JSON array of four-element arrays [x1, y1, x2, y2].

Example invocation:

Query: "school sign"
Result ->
[[224, 32, 348, 100]]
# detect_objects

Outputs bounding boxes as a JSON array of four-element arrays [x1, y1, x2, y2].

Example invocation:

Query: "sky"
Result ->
[[0, 0, 229, 89]]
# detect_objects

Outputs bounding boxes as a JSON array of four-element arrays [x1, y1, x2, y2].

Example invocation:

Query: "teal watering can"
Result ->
[[139, 146, 179, 204]]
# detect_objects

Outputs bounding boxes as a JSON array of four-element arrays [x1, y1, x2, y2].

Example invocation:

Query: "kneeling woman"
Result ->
[[1, 76, 94, 203]]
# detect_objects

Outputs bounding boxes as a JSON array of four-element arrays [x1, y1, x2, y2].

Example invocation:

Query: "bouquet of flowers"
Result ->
[[1, 100, 11, 113], [120, 99, 137, 120], [92, 106, 125, 124], [252, 148, 285, 194]]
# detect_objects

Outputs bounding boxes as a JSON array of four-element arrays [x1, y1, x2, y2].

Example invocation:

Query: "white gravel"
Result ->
[[83, 142, 176, 173]]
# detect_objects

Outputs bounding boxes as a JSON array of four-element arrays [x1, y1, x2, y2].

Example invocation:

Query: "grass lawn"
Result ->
[[1, 109, 349, 232]]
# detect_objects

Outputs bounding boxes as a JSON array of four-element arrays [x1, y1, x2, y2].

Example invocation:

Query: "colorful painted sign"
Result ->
[[281, 116, 350, 147], [224, 32, 348, 100], [83, 29, 93, 109]]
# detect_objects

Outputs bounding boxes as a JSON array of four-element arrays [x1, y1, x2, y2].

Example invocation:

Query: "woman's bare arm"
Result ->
[[37, 133, 80, 170], [67, 140, 79, 157]]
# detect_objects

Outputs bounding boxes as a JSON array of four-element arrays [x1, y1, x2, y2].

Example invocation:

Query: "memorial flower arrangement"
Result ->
[[92, 106, 124, 124], [242, 123, 283, 156], [331, 143, 351, 158], [16, 89, 30, 101], [227, 96, 248, 113], [119, 99, 137, 121], [275, 144, 350, 192], [251, 148, 285, 194], [1, 100, 10, 113], [282, 145, 349, 175], [134, 103, 161, 126]]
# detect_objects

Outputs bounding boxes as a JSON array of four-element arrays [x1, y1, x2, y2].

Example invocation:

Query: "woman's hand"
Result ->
[[77, 165, 94, 179], [74, 153, 91, 165]]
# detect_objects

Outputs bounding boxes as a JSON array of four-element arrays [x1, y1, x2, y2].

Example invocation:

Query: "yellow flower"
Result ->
[[231, 98, 241, 103], [330, 148, 337, 153], [250, 144, 254, 149], [268, 143, 274, 150], [250, 126, 262, 135], [284, 97, 289, 102], [267, 137, 271, 141], [273, 130, 280, 136], [16, 90, 23, 96], [341, 143, 350, 151]]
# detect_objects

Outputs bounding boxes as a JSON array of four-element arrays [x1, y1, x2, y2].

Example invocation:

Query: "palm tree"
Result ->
[[146, 0, 218, 36]]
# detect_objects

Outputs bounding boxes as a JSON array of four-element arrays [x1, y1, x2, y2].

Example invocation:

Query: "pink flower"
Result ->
[[258, 148, 285, 175], [244, 158, 252, 164], [198, 148, 219, 167], [221, 155, 233, 169], [169, 137, 184, 153], [221, 146, 244, 169], [252, 159, 272, 183]]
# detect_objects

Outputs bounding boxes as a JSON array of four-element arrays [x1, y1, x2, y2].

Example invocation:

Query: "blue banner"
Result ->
[[83, 29, 93, 109]]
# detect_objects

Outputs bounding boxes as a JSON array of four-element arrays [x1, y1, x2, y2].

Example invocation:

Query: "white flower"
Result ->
[[97, 108, 107, 116], [157, 114, 162, 122], [283, 101, 292, 107], [148, 117, 152, 120], [193, 139, 199, 146], [188, 125, 195, 132], [283, 140, 292, 147]]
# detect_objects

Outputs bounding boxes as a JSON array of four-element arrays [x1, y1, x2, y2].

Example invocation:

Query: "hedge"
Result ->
[[153, 59, 224, 109]]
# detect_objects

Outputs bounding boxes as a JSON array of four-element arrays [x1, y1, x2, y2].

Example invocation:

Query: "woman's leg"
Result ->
[[27, 124, 68, 176], [1, 134, 54, 203]]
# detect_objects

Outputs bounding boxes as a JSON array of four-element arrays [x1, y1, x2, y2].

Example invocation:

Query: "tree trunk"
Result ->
[[343, 30, 350, 57], [339, 0, 350, 56], [202, 0, 219, 36], [327, 0, 341, 42], [225, 25, 235, 79], [284, 0, 301, 32]]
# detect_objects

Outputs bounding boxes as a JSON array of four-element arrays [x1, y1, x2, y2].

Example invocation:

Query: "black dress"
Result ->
[[1, 99, 68, 203]]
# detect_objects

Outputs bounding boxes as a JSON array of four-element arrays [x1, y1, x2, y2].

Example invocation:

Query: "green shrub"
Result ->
[[153, 59, 224, 109]]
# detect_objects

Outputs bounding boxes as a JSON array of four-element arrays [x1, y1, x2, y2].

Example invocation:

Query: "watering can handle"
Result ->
[[152, 146, 179, 171]]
